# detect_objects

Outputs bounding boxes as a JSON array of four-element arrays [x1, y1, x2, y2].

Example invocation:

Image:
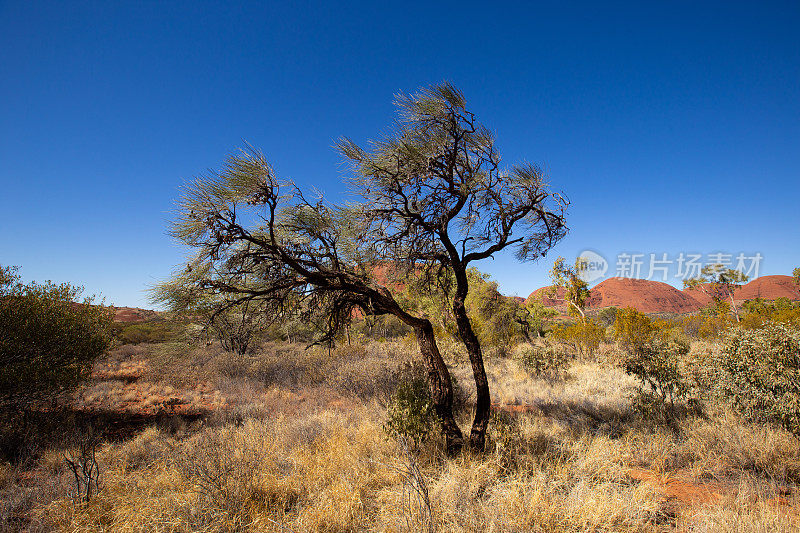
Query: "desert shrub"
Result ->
[[384, 362, 440, 447], [620, 336, 691, 418], [772, 307, 800, 328], [326, 343, 399, 403], [0, 266, 112, 415], [113, 319, 185, 345], [175, 421, 300, 528], [550, 319, 605, 357], [513, 343, 572, 379], [488, 410, 525, 465], [739, 298, 800, 330], [352, 315, 412, 340], [613, 307, 655, 352], [595, 306, 619, 327], [333, 342, 367, 360], [710, 323, 800, 434], [681, 305, 735, 339]]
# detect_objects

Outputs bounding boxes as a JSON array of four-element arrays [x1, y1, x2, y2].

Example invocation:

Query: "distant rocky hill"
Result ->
[[527, 275, 799, 315], [111, 307, 161, 323], [683, 274, 800, 306]]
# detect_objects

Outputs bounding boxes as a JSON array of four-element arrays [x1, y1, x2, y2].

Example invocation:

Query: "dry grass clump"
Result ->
[[677, 412, 800, 483], [684, 480, 800, 532], [141, 340, 416, 404], [42, 408, 399, 532], [37, 402, 690, 532]]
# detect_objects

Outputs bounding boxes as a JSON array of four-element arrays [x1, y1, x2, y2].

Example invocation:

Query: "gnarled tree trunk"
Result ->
[[452, 271, 491, 451], [413, 320, 464, 454]]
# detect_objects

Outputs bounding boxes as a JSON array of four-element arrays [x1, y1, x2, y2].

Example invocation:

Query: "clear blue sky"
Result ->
[[1, 1, 798, 308]]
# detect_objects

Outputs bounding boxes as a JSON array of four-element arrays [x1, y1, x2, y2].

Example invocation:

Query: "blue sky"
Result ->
[[1, 1, 798, 308]]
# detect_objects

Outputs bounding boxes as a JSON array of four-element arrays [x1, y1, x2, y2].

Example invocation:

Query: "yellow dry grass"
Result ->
[[4, 339, 799, 532]]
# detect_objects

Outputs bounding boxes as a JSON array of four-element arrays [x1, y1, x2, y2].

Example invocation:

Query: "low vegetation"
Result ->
[[2, 301, 800, 531]]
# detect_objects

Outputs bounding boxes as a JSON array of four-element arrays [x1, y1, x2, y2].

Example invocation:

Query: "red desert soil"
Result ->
[[78, 359, 225, 416]]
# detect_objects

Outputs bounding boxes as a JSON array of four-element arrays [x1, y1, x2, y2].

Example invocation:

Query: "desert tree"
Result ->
[[521, 297, 559, 339], [548, 256, 591, 321], [684, 264, 749, 322], [793, 267, 800, 288], [337, 83, 568, 448], [161, 150, 465, 452]]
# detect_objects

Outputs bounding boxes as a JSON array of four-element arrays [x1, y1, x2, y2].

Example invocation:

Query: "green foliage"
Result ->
[[465, 270, 523, 349], [684, 264, 749, 321], [401, 267, 536, 349], [595, 306, 619, 328], [0, 265, 112, 411], [712, 323, 800, 435], [513, 343, 572, 379], [113, 319, 185, 345], [739, 298, 800, 330], [549, 256, 590, 319], [384, 362, 440, 447], [550, 319, 605, 357], [793, 267, 800, 287], [621, 337, 690, 409], [522, 298, 558, 339]]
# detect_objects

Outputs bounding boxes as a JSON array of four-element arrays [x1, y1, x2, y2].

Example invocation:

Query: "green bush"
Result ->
[[114, 319, 184, 345], [384, 362, 440, 447], [712, 323, 800, 434], [621, 337, 690, 414], [0, 266, 112, 411], [513, 343, 572, 379]]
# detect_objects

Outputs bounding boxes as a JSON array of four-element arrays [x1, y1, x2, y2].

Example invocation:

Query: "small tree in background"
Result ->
[[613, 307, 690, 414], [549, 256, 591, 321], [520, 297, 558, 340], [793, 267, 800, 287], [684, 264, 748, 323], [0, 265, 112, 413], [151, 264, 273, 355], [613, 307, 656, 353]]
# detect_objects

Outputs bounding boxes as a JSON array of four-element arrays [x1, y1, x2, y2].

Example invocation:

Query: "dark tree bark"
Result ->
[[451, 269, 490, 449], [412, 320, 463, 453]]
